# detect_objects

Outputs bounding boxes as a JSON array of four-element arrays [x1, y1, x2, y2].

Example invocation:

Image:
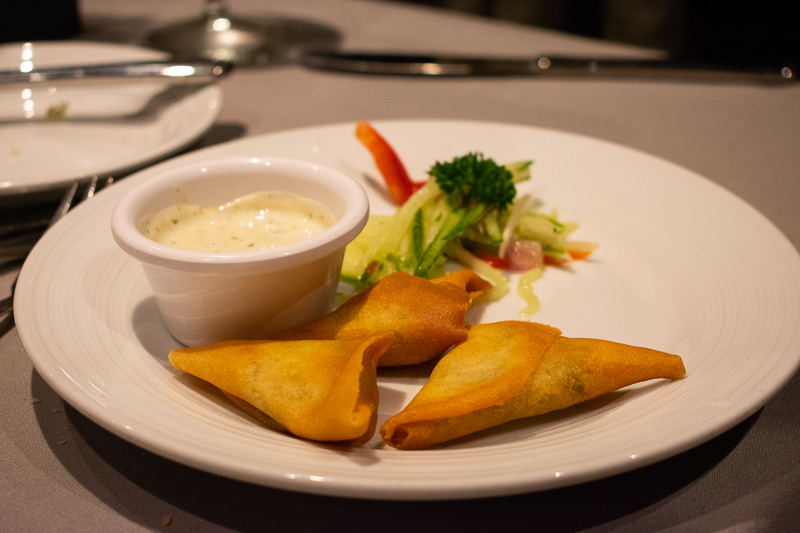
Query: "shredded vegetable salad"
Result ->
[[341, 121, 597, 314]]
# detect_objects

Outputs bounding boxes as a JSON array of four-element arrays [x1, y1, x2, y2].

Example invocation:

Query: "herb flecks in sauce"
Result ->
[[142, 191, 335, 253]]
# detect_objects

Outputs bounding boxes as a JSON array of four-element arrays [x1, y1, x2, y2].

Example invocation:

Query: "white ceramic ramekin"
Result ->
[[111, 156, 369, 346]]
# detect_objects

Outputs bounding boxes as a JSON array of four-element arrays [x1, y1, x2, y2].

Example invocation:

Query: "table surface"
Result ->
[[2, 1, 799, 531]]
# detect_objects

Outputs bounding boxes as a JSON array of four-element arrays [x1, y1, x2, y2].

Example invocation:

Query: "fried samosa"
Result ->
[[169, 334, 393, 445], [270, 270, 491, 366], [381, 321, 686, 449]]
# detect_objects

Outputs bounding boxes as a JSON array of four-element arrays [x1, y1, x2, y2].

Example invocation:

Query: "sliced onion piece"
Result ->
[[504, 239, 543, 272], [498, 194, 534, 258]]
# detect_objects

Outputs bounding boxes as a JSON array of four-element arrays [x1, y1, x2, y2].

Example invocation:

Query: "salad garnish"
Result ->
[[342, 121, 597, 311]]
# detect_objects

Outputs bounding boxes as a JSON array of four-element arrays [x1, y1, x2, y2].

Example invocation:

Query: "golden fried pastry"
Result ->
[[430, 269, 492, 305], [381, 321, 686, 449], [169, 334, 393, 445], [270, 270, 489, 366]]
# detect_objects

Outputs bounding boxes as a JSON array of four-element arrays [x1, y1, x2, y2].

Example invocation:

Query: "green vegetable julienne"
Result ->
[[341, 148, 595, 316], [341, 152, 530, 286]]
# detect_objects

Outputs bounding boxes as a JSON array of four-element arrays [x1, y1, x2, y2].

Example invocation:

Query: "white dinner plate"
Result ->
[[14, 120, 800, 500], [0, 41, 222, 204]]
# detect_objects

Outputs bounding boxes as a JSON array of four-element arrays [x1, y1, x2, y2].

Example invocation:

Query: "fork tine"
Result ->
[[80, 175, 107, 203], [81, 175, 114, 202], [45, 175, 114, 230], [47, 179, 81, 230], [82, 175, 99, 200]]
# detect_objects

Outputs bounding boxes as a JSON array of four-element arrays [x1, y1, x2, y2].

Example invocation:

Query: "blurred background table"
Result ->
[[2, 0, 799, 531]]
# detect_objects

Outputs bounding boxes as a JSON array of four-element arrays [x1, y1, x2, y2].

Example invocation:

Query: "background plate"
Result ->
[[14, 120, 800, 500], [0, 41, 222, 204]]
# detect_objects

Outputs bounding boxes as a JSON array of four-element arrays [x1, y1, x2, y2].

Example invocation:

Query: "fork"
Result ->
[[0, 176, 112, 335]]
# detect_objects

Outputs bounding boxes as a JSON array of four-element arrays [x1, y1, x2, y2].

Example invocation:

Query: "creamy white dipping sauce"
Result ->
[[142, 191, 335, 252]]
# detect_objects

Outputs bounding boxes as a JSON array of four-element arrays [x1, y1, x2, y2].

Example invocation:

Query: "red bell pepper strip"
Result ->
[[479, 252, 589, 270], [355, 121, 425, 205], [568, 249, 593, 260], [475, 253, 512, 270]]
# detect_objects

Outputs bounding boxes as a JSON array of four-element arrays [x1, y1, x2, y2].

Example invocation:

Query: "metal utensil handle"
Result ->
[[0, 61, 232, 87], [538, 56, 795, 84], [302, 51, 795, 84]]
